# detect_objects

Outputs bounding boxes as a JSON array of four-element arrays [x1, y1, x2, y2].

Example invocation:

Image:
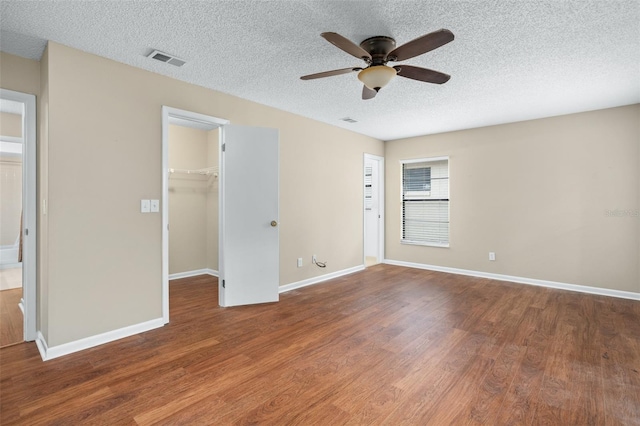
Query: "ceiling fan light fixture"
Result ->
[[358, 65, 397, 91]]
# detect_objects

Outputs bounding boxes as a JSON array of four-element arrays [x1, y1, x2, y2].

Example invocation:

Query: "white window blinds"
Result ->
[[364, 164, 373, 210], [401, 157, 449, 246]]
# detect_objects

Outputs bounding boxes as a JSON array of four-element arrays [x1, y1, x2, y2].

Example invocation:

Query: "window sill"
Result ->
[[401, 240, 450, 248]]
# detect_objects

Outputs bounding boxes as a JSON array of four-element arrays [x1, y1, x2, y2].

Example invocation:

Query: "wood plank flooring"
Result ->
[[1, 265, 639, 425], [0, 288, 22, 348], [0, 267, 22, 291]]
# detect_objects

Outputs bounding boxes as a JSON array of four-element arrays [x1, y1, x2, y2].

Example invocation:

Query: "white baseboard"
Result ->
[[279, 265, 365, 294], [169, 268, 218, 280], [35, 318, 165, 361], [383, 259, 640, 301]]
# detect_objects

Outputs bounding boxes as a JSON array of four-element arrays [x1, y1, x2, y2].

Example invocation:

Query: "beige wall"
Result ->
[[0, 112, 23, 247], [0, 158, 22, 246], [41, 42, 382, 346], [0, 112, 22, 137], [385, 104, 640, 293], [0, 52, 40, 96], [168, 124, 219, 274]]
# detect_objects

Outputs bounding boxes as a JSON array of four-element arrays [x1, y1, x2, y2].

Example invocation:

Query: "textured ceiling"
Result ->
[[1, 1, 638, 141]]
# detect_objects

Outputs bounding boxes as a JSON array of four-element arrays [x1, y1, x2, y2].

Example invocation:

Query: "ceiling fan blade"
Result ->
[[387, 29, 454, 62], [300, 67, 360, 80], [321, 32, 372, 61], [362, 85, 377, 100], [394, 65, 451, 84]]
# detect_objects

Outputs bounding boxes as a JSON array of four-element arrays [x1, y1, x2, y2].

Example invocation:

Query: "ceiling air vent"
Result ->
[[147, 50, 186, 67], [340, 117, 358, 123]]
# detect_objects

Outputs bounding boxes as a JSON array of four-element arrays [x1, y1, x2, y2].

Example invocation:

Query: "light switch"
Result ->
[[150, 199, 160, 213], [141, 199, 150, 213]]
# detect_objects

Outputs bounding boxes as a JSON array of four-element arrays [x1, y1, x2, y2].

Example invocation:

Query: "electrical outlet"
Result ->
[[312, 254, 317, 264], [297, 258, 303, 268], [489, 252, 496, 261]]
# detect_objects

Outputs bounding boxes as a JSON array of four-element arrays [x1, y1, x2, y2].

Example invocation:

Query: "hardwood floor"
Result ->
[[1, 265, 639, 425], [0, 288, 23, 348], [0, 267, 22, 291]]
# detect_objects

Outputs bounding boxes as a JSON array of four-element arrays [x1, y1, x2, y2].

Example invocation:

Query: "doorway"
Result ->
[[364, 154, 384, 266], [0, 89, 36, 345], [162, 107, 280, 317], [162, 107, 228, 323], [167, 122, 220, 279]]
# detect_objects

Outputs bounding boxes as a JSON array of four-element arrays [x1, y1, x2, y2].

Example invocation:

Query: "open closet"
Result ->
[[168, 124, 219, 278], [162, 106, 279, 313]]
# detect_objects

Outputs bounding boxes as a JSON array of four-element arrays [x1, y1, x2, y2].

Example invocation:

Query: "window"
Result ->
[[401, 157, 449, 247]]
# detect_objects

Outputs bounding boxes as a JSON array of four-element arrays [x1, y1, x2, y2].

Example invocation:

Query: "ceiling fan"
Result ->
[[301, 29, 454, 100]]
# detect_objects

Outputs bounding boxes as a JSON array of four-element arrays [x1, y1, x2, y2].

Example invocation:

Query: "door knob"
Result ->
[[270, 220, 278, 227]]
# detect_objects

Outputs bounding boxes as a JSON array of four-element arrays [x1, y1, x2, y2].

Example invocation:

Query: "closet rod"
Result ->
[[168, 166, 218, 177]]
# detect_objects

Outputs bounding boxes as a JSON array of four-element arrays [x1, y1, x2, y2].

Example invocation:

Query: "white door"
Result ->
[[364, 154, 384, 266], [219, 125, 279, 307]]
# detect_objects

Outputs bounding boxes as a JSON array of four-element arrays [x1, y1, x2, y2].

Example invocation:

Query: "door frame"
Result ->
[[363, 153, 385, 266], [161, 106, 228, 323], [0, 89, 37, 341]]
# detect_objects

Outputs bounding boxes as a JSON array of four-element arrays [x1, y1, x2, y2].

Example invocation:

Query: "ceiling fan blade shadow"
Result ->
[[362, 85, 377, 100], [300, 67, 360, 80], [387, 29, 454, 62], [394, 65, 450, 84], [321, 32, 372, 61]]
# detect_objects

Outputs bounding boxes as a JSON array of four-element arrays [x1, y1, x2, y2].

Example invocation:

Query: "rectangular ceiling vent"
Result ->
[[340, 117, 358, 123], [148, 50, 186, 67]]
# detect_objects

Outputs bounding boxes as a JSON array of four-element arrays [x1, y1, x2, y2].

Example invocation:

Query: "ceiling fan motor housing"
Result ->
[[359, 36, 397, 65]]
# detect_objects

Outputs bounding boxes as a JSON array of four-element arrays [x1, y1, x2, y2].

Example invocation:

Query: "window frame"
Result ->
[[400, 156, 450, 248]]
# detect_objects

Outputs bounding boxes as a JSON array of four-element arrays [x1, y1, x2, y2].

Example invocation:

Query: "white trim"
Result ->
[[35, 332, 48, 360], [401, 240, 450, 248], [279, 265, 365, 294], [400, 155, 449, 164], [218, 126, 226, 307], [169, 268, 218, 280], [0, 140, 23, 155], [383, 259, 640, 301], [0, 135, 23, 144], [399, 156, 450, 247], [162, 108, 169, 323], [35, 318, 165, 361], [1, 89, 37, 342], [162, 106, 229, 324]]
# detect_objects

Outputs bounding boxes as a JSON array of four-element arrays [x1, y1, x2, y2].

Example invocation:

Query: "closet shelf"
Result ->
[[169, 167, 218, 177]]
